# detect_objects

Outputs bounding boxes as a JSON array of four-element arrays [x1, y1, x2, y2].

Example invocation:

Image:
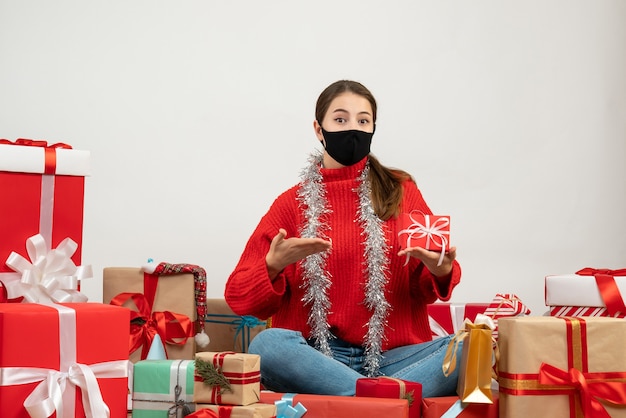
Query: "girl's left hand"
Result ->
[[397, 246, 457, 278]]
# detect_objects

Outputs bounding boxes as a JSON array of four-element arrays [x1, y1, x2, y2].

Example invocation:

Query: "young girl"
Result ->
[[225, 79, 462, 397]]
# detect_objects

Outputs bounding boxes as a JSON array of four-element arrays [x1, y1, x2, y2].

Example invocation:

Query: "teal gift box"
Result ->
[[132, 359, 196, 418]]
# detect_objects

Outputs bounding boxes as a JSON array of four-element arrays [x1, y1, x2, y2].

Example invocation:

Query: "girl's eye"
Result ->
[[359, 119, 370, 125], [335, 118, 346, 123]]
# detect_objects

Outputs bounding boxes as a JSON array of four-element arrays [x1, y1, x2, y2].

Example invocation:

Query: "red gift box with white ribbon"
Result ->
[[0, 303, 131, 417], [398, 212, 450, 251], [428, 294, 530, 341], [0, 139, 90, 293]]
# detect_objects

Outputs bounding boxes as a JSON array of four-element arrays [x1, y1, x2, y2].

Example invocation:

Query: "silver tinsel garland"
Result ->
[[297, 151, 390, 376]]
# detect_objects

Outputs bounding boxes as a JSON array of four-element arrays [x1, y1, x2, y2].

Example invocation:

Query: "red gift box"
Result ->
[[259, 391, 409, 418], [356, 376, 421, 418], [422, 393, 499, 418], [0, 303, 130, 417], [0, 139, 89, 289], [427, 303, 490, 339], [398, 212, 450, 252]]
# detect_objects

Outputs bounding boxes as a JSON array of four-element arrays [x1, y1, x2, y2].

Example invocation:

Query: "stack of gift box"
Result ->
[[0, 139, 133, 417], [4, 139, 626, 417]]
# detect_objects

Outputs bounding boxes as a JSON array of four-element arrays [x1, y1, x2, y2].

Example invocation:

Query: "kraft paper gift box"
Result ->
[[0, 302, 131, 417], [103, 266, 198, 362], [260, 392, 410, 418], [546, 268, 626, 318], [0, 138, 89, 294], [498, 316, 626, 418], [355, 376, 421, 418], [421, 393, 499, 418], [193, 352, 261, 406], [194, 403, 276, 418], [132, 359, 196, 418], [199, 299, 266, 353]]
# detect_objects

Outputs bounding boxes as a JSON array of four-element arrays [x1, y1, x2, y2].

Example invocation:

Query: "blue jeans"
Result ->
[[248, 328, 462, 398]]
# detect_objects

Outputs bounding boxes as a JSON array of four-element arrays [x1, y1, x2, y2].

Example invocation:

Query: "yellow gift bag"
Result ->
[[443, 314, 495, 404]]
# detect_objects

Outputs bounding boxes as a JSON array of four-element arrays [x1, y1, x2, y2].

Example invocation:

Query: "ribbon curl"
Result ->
[[4, 234, 91, 303], [538, 362, 626, 418], [275, 393, 307, 418], [110, 292, 193, 359], [398, 211, 449, 267]]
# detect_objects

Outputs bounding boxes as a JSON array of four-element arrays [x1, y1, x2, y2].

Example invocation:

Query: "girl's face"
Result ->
[[314, 92, 374, 141]]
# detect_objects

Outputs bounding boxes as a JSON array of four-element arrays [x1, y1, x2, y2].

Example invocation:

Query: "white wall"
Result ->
[[1, 1, 625, 316]]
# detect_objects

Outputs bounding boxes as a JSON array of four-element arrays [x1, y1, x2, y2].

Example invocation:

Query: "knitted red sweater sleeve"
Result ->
[[224, 187, 299, 320]]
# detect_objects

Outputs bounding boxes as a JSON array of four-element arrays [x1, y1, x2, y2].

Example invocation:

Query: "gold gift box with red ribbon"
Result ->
[[193, 351, 261, 406], [498, 316, 626, 418]]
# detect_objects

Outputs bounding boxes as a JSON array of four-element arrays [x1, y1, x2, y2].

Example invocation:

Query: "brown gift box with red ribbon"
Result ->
[[193, 351, 261, 406], [498, 316, 626, 418], [355, 376, 421, 418], [0, 138, 89, 288], [103, 266, 197, 362]]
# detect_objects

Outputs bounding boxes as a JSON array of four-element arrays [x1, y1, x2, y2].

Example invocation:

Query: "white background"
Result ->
[[1, 1, 625, 316]]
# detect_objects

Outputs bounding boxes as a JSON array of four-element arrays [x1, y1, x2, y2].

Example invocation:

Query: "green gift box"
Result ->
[[132, 359, 196, 418]]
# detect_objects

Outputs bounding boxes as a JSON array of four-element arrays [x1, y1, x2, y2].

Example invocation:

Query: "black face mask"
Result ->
[[320, 127, 374, 166]]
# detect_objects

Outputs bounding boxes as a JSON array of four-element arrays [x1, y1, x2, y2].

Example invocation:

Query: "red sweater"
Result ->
[[225, 158, 461, 350]]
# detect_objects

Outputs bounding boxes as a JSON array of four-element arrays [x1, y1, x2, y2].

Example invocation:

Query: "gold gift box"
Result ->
[[498, 316, 626, 418], [195, 402, 276, 418], [103, 267, 196, 362], [193, 351, 261, 406]]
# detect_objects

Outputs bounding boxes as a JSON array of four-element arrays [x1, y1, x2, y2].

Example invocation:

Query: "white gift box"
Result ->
[[545, 273, 626, 308]]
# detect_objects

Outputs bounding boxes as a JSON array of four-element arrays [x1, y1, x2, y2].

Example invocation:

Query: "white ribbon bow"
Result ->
[[1, 360, 129, 418], [398, 211, 449, 267], [4, 234, 91, 303]]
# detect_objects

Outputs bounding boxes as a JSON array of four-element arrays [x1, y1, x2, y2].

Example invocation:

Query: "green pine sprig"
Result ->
[[195, 358, 233, 394], [403, 390, 415, 407]]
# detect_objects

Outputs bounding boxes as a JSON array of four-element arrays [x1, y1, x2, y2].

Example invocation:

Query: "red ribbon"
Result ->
[[0, 281, 24, 303], [538, 363, 626, 418], [576, 268, 626, 315], [0, 138, 72, 174], [109, 291, 193, 359]]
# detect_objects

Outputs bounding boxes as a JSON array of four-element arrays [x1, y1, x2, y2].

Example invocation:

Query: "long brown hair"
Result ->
[[315, 80, 413, 221]]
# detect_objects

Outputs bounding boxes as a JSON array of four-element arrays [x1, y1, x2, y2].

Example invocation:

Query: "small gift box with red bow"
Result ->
[[356, 376, 422, 418], [0, 138, 90, 292], [193, 352, 261, 406], [0, 303, 131, 417], [103, 263, 208, 363], [498, 316, 626, 417], [545, 267, 626, 318]]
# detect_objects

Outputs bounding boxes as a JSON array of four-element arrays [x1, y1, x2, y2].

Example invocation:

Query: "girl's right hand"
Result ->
[[265, 228, 332, 280]]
